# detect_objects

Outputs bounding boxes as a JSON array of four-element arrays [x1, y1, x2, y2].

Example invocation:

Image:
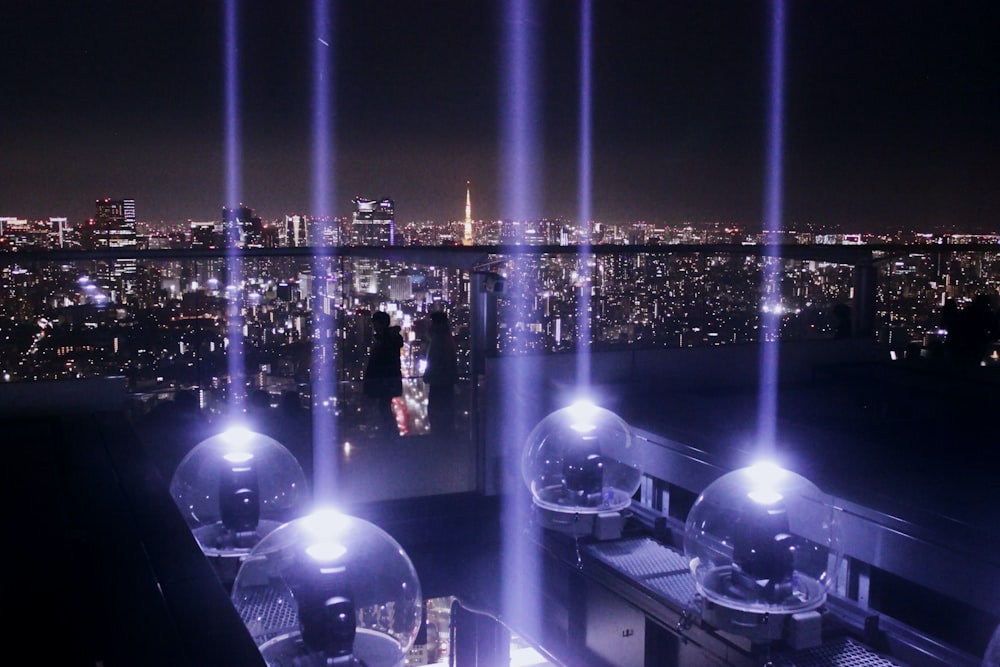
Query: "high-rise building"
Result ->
[[284, 215, 308, 247], [0, 217, 25, 237], [49, 217, 68, 248], [319, 217, 347, 246], [85, 198, 137, 251], [0, 217, 48, 249], [190, 220, 224, 249], [223, 205, 263, 248], [91, 198, 138, 291], [388, 273, 414, 302], [351, 197, 394, 246]]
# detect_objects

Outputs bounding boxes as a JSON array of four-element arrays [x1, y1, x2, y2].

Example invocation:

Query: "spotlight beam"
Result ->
[[576, 0, 593, 391], [757, 0, 787, 455], [310, 0, 338, 504], [223, 0, 245, 407], [500, 0, 544, 642]]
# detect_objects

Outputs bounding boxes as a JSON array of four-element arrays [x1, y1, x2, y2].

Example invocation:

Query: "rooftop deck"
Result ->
[[0, 241, 1000, 667], [2, 270, 998, 665]]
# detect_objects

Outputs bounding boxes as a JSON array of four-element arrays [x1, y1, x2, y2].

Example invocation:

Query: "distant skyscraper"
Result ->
[[91, 198, 137, 250], [0, 217, 25, 238], [92, 198, 138, 290], [190, 220, 224, 249], [0, 217, 45, 249], [223, 205, 263, 248], [351, 197, 395, 246], [388, 274, 414, 301], [463, 182, 473, 246], [50, 217, 68, 248], [284, 214, 308, 247]]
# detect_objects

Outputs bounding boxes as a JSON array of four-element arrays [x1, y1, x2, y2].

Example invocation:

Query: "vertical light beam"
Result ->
[[224, 0, 241, 213], [502, 0, 541, 223], [224, 0, 245, 408], [576, 0, 593, 390], [311, 0, 338, 504], [757, 0, 786, 455], [500, 0, 543, 645]]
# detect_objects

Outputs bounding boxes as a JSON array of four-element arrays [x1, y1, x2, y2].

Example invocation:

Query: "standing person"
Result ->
[[364, 311, 404, 435], [945, 294, 998, 367], [832, 302, 852, 339], [423, 310, 459, 437]]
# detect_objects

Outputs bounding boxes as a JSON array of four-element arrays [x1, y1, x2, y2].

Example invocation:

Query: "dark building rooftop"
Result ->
[[5, 336, 999, 667]]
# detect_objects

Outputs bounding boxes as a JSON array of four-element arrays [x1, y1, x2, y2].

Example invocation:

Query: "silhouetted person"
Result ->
[[423, 311, 459, 437], [364, 311, 404, 435], [832, 302, 852, 339], [945, 294, 999, 367], [928, 298, 961, 361], [940, 298, 960, 333]]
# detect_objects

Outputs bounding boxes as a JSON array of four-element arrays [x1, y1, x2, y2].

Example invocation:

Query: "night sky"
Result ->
[[2, 1, 998, 232]]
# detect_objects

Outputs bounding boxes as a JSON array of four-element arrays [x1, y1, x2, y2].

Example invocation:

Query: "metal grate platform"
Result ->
[[775, 636, 903, 667], [584, 537, 699, 606], [586, 539, 906, 667], [236, 585, 299, 645]]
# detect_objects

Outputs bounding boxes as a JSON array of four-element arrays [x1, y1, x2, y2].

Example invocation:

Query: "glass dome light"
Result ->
[[169, 425, 310, 559], [984, 623, 1000, 667], [231, 508, 422, 667], [521, 400, 642, 535], [683, 462, 842, 639]]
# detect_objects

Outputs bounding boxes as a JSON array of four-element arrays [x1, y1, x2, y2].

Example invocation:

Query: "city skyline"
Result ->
[[2, 1, 999, 232]]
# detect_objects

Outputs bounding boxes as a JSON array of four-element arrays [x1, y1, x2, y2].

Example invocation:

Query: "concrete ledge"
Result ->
[[0, 376, 129, 415]]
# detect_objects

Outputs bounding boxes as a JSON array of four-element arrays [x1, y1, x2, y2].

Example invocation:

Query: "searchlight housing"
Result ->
[[521, 400, 642, 539], [683, 462, 842, 647], [170, 425, 310, 582], [231, 508, 422, 667]]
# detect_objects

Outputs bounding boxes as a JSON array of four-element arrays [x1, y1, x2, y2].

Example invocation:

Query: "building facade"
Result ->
[[351, 197, 395, 246]]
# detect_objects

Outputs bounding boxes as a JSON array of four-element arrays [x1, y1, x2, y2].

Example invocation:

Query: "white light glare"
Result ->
[[747, 460, 785, 484], [223, 450, 254, 464], [220, 425, 255, 450], [745, 460, 787, 505], [306, 542, 347, 563], [302, 507, 351, 540], [567, 398, 598, 433], [748, 488, 784, 505], [761, 303, 785, 314]]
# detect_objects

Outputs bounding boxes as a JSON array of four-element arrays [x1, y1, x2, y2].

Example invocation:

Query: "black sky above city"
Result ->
[[1, 1, 998, 233]]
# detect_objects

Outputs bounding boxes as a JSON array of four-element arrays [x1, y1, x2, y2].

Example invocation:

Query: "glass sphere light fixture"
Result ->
[[683, 461, 843, 645], [170, 425, 310, 562], [521, 400, 642, 538], [231, 508, 422, 667]]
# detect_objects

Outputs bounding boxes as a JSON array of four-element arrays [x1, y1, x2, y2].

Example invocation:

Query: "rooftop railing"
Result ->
[[2, 243, 999, 662]]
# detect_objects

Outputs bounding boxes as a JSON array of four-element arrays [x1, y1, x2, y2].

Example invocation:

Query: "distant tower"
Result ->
[[463, 181, 473, 246]]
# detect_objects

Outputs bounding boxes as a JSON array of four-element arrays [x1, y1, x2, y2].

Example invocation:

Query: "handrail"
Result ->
[[632, 424, 1000, 620], [448, 597, 566, 667], [2, 241, 997, 267]]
